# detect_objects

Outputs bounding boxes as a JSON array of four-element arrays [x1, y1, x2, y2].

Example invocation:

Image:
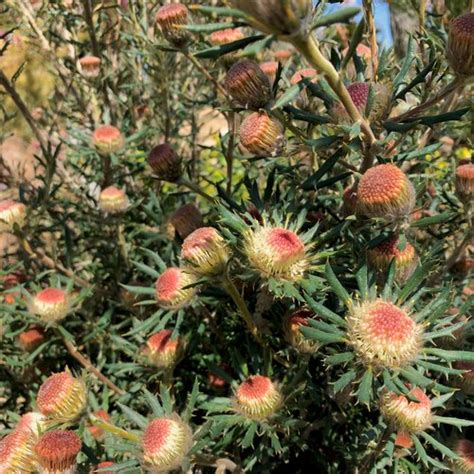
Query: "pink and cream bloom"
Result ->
[[78, 55, 101, 78], [394, 431, 413, 449], [283, 308, 319, 354], [35, 430, 82, 474], [234, 375, 283, 419], [239, 112, 285, 157], [141, 415, 192, 472], [18, 327, 46, 352], [356, 164, 416, 220], [380, 387, 432, 433], [99, 186, 129, 214], [155, 267, 197, 309], [209, 28, 244, 46], [29, 288, 71, 323], [36, 371, 87, 423], [0, 429, 36, 473], [260, 61, 279, 84], [181, 227, 230, 277], [454, 439, 474, 474], [0, 199, 26, 232], [16, 412, 47, 438], [155, 3, 191, 48], [244, 226, 308, 281], [455, 163, 474, 202], [92, 125, 124, 155], [290, 68, 317, 109], [145, 329, 183, 369], [347, 299, 423, 369]]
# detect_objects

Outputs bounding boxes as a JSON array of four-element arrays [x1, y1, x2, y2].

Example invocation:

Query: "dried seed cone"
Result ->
[[455, 163, 474, 202], [234, 375, 283, 419], [347, 299, 423, 369], [283, 308, 319, 354], [447, 13, 474, 77], [99, 186, 129, 214], [35, 430, 81, 474], [145, 329, 183, 369], [357, 164, 416, 220], [155, 267, 197, 309], [92, 125, 124, 155], [454, 439, 474, 474], [239, 112, 285, 157], [29, 288, 70, 323], [36, 371, 87, 422], [155, 3, 191, 48], [79, 56, 101, 78], [181, 227, 231, 277], [148, 143, 182, 182], [0, 430, 36, 473], [380, 387, 432, 433], [169, 204, 204, 239], [244, 226, 308, 281], [142, 415, 192, 472], [367, 236, 417, 283], [0, 199, 26, 232], [224, 60, 273, 109]]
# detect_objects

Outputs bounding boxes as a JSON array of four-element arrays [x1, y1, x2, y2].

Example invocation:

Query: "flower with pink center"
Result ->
[[394, 431, 413, 449], [380, 387, 432, 433], [290, 68, 317, 109], [155, 3, 191, 48], [447, 12, 474, 77], [92, 125, 124, 155], [35, 430, 81, 474], [181, 227, 230, 277], [16, 412, 46, 438], [145, 329, 183, 369], [347, 299, 422, 369], [234, 375, 283, 419], [155, 267, 197, 309], [209, 28, 244, 46], [283, 308, 319, 354], [239, 112, 285, 157], [260, 61, 279, 84], [142, 415, 192, 472], [0, 199, 26, 232], [29, 288, 71, 322], [36, 371, 87, 422], [0, 429, 36, 473], [454, 439, 474, 474], [356, 164, 416, 220], [455, 163, 474, 202], [244, 226, 307, 281], [99, 186, 129, 214], [18, 327, 46, 352], [79, 55, 101, 78]]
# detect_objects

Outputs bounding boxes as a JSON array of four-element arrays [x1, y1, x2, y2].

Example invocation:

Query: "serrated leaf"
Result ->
[[143, 389, 164, 417], [326, 352, 354, 365], [241, 422, 258, 448], [357, 369, 373, 405], [333, 369, 357, 393], [325, 263, 351, 307], [423, 348, 474, 362], [118, 403, 148, 429], [432, 415, 474, 428], [420, 432, 459, 459], [303, 293, 347, 327]]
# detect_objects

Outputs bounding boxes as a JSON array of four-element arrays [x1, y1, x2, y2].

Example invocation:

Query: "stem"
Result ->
[[362, 0, 378, 81], [89, 416, 140, 443], [177, 178, 217, 204], [358, 427, 392, 473], [225, 112, 237, 195]]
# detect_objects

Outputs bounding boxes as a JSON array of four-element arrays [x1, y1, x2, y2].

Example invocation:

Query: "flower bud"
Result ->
[[92, 461, 115, 474], [274, 49, 293, 62], [454, 361, 474, 395], [36, 371, 87, 422], [99, 186, 129, 214], [239, 112, 285, 157], [455, 163, 474, 202], [88, 410, 110, 440], [79, 56, 101, 78], [454, 439, 474, 474], [234, 375, 283, 419], [380, 387, 432, 433], [29, 288, 71, 323], [290, 68, 318, 109], [155, 3, 191, 48], [145, 329, 183, 369], [181, 227, 231, 277], [148, 143, 182, 182], [447, 13, 474, 77], [142, 415, 192, 472], [260, 61, 279, 85], [394, 431, 413, 449], [367, 236, 417, 283], [347, 299, 423, 369], [16, 412, 47, 438], [224, 60, 273, 109], [35, 430, 81, 474], [169, 204, 203, 240], [92, 125, 124, 155], [18, 327, 46, 352], [0, 199, 26, 232], [244, 226, 307, 281], [357, 164, 416, 220], [155, 267, 197, 310], [0, 429, 36, 473], [230, 0, 312, 38], [209, 28, 244, 46], [283, 308, 319, 354]]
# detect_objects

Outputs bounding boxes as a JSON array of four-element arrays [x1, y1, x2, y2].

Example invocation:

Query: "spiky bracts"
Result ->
[[92, 125, 124, 155], [234, 375, 283, 420], [283, 308, 319, 354], [148, 143, 182, 182], [347, 300, 423, 369], [181, 227, 230, 277], [454, 439, 474, 474], [155, 3, 191, 48], [36, 371, 87, 422], [356, 164, 415, 220], [155, 267, 197, 309], [141, 415, 192, 472], [145, 329, 183, 369], [455, 163, 474, 202], [380, 387, 432, 433], [99, 186, 129, 214], [29, 288, 71, 323], [35, 430, 81, 474], [447, 13, 474, 77], [0, 430, 36, 473], [0, 199, 26, 232]]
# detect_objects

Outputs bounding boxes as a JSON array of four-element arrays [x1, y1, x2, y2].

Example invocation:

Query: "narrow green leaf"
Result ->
[[411, 434, 428, 466], [420, 432, 459, 459], [423, 348, 474, 362], [357, 369, 373, 406], [132, 260, 160, 279], [325, 263, 351, 307], [326, 352, 354, 365], [432, 415, 474, 428], [241, 422, 258, 448], [356, 265, 368, 300], [313, 7, 360, 28], [300, 326, 345, 344], [143, 389, 164, 417], [303, 294, 347, 327], [160, 384, 173, 413], [118, 403, 148, 429], [333, 369, 357, 393]]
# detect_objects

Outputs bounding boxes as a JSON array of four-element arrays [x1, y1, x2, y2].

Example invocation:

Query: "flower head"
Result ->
[[394, 431, 413, 449], [454, 439, 474, 474], [92, 125, 124, 155], [148, 143, 182, 182], [455, 163, 474, 202], [79, 56, 101, 78], [18, 327, 46, 352], [290, 68, 317, 109], [0, 430, 36, 473], [347, 299, 423, 369], [145, 329, 183, 369], [35, 430, 81, 474], [239, 112, 285, 157], [0, 199, 26, 232], [274, 49, 293, 62], [155, 3, 191, 48], [36, 371, 87, 422], [209, 28, 244, 46], [260, 61, 279, 84], [16, 412, 47, 438], [169, 204, 204, 240], [448, 13, 474, 77], [283, 308, 319, 353], [155, 267, 197, 309], [99, 186, 129, 214], [181, 227, 230, 277], [234, 375, 283, 419], [380, 387, 432, 433], [357, 164, 416, 220], [142, 415, 192, 472], [29, 288, 71, 323]]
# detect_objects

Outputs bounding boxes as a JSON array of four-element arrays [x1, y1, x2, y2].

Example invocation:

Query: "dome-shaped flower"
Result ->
[[455, 163, 474, 202], [29, 288, 71, 323], [148, 143, 182, 182], [239, 112, 285, 157], [0, 199, 26, 232], [145, 329, 183, 369], [356, 164, 416, 220], [79, 55, 101, 78], [283, 308, 319, 353], [380, 387, 432, 433], [155, 267, 197, 309], [142, 416, 192, 472], [36, 371, 87, 422], [35, 430, 81, 474], [155, 3, 191, 48], [347, 299, 423, 369], [447, 13, 474, 77], [234, 375, 283, 419], [16, 412, 47, 438], [92, 125, 124, 155], [454, 439, 474, 474], [0, 429, 36, 473], [209, 28, 244, 46], [99, 186, 129, 214]]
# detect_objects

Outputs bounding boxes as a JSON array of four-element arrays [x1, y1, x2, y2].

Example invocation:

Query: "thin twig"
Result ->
[[362, 0, 378, 80]]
